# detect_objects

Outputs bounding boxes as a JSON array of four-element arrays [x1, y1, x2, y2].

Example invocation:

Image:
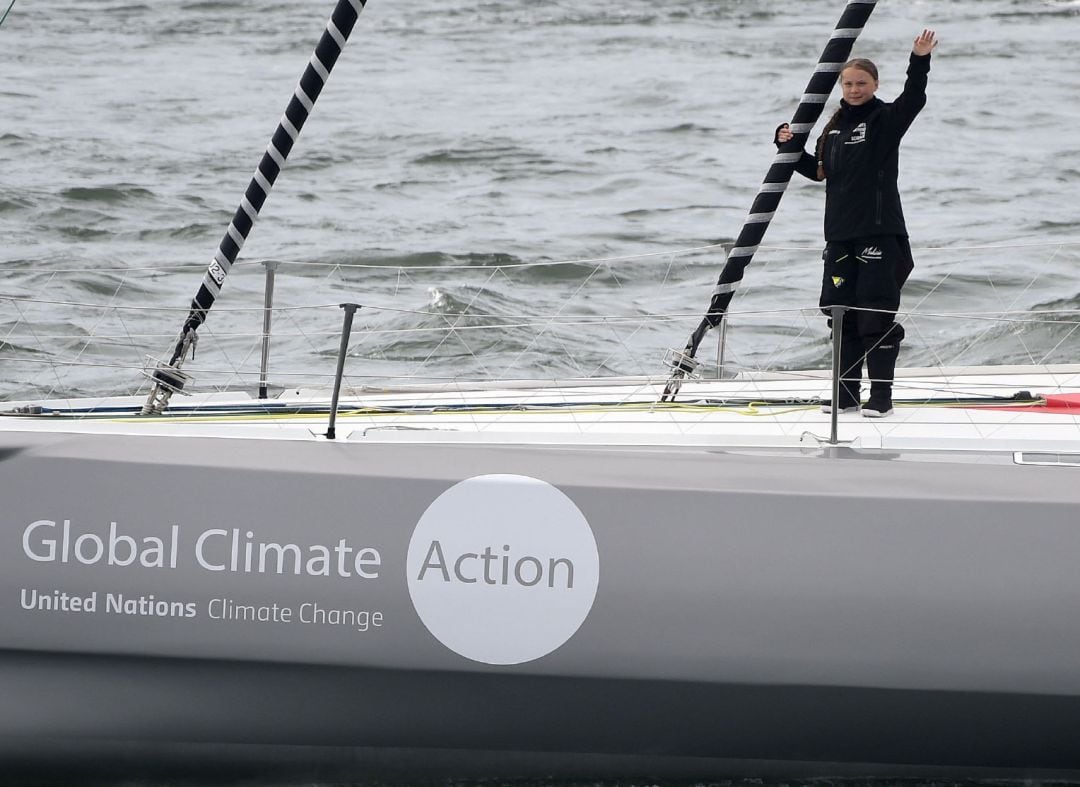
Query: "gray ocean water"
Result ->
[[4, 4, 1080, 785], [4, 0, 1080, 400]]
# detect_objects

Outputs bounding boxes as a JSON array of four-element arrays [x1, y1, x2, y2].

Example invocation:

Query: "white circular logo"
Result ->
[[406, 474, 600, 665]]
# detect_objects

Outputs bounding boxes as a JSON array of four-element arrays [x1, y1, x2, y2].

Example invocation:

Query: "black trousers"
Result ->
[[818, 235, 912, 403], [818, 234, 910, 351]]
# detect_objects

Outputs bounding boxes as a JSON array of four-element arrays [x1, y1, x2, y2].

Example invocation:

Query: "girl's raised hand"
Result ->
[[913, 29, 938, 56]]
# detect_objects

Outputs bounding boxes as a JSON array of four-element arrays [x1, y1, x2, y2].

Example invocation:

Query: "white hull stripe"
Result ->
[[213, 249, 232, 272], [758, 183, 789, 193], [712, 282, 739, 296], [788, 122, 814, 134], [831, 28, 862, 39], [800, 93, 830, 104], [728, 245, 760, 258], [815, 62, 844, 73], [347, 0, 364, 13], [774, 152, 803, 164], [202, 276, 222, 299], [745, 212, 776, 224]]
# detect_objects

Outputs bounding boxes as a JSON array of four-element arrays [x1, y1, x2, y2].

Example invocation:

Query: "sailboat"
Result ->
[[4, 0, 1080, 780]]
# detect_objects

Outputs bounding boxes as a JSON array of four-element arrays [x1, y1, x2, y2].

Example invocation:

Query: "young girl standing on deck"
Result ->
[[777, 29, 938, 417]]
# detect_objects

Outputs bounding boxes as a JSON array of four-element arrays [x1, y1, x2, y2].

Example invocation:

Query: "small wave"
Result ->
[[450, 251, 525, 268], [909, 271, 1041, 292], [55, 226, 112, 240], [535, 10, 659, 28], [53, 272, 155, 298], [324, 250, 529, 273], [411, 145, 549, 167], [618, 91, 678, 109], [373, 179, 440, 192], [133, 223, 220, 241], [281, 151, 340, 173], [333, 250, 455, 272], [656, 122, 717, 135], [512, 259, 628, 284], [619, 204, 723, 219], [0, 341, 51, 357], [179, 0, 246, 10], [102, 3, 151, 13], [1030, 294, 1080, 314], [357, 289, 609, 378], [60, 185, 156, 204], [991, 8, 1079, 19], [0, 196, 34, 213], [944, 312, 1080, 366], [345, 284, 540, 369], [1031, 219, 1080, 233]]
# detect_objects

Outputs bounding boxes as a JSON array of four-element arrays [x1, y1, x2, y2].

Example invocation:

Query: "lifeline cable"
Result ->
[[6, 392, 1046, 421], [142, 0, 367, 415], [660, 0, 878, 402], [0, 0, 16, 28]]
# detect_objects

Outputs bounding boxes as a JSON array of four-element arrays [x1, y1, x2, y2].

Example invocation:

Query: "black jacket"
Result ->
[[793, 52, 931, 242]]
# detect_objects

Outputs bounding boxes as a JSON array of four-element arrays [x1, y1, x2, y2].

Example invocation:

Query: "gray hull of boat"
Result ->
[[3, 430, 1080, 778]]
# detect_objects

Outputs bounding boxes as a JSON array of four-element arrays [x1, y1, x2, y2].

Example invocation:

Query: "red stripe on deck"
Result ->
[[968, 393, 1080, 413]]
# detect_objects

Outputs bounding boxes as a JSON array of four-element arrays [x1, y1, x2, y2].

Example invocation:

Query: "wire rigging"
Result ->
[[0, 0, 17, 29]]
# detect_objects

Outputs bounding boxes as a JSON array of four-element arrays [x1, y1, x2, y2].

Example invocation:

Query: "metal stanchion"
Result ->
[[716, 319, 728, 379], [327, 303, 360, 440], [258, 260, 279, 399], [829, 305, 846, 445]]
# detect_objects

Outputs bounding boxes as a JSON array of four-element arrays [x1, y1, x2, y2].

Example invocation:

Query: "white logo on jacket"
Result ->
[[859, 246, 883, 261], [845, 122, 867, 145]]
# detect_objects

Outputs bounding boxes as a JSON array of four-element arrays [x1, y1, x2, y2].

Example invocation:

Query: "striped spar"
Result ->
[[661, 0, 878, 402], [143, 0, 368, 415]]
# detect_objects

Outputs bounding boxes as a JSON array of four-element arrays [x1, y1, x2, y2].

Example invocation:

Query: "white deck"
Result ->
[[4, 364, 1080, 456]]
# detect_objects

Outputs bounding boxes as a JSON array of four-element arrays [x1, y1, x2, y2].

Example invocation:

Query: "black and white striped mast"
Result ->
[[660, 0, 877, 402], [142, 0, 367, 415]]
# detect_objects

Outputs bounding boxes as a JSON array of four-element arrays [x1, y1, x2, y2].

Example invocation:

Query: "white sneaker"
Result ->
[[821, 402, 860, 414]]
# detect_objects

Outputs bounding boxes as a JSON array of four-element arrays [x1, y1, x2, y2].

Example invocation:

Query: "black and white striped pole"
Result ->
[[660, 0, 877, 402], [142, 0, 367, 415]]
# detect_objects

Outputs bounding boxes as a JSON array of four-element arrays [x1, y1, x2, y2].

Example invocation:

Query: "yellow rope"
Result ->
[[103, 396, 1045, 424]]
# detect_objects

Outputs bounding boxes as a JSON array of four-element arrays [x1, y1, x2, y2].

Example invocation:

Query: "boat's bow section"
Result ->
[[4, 365, 1080, 778]]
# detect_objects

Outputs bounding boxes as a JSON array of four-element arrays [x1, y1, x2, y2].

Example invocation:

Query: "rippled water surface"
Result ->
[[3, 0, 1080, 399], [5, 4, 1080, 785]]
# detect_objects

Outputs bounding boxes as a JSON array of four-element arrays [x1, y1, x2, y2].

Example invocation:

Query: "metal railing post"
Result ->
[[258, 260, 279, 399], [716, 318, 728, 379], [327, 303, 360, 440], [829, 305, 846, 445]]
